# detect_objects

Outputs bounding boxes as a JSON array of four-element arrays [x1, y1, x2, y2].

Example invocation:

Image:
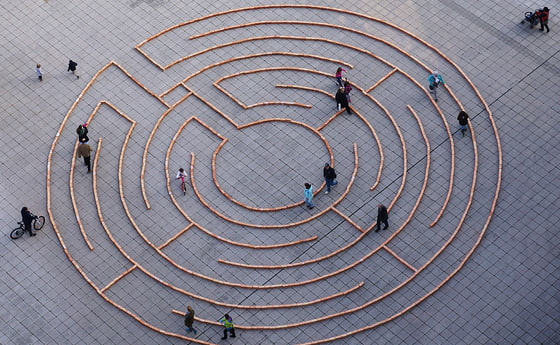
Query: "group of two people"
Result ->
[[184, 306, 235, 340], [335, 67, 353, 114], [304, 163, 338, 209]]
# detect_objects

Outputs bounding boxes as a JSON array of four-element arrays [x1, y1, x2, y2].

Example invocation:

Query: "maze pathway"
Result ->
[[47, 5, 501, 344]]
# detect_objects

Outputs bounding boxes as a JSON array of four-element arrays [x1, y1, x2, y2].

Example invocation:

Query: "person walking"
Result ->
[[335, 67, 346, 87], [344, 80, 352, 103], [428, 71, 445, 102], [304, 183, 314, 209], [21, 207, 36, 237], [323, 163, 338, 194], [76, 123, 89, 142], [36, 64, 43, 81], [375, 204, 389, 232], [335, 87, 351, 114], [457, 111, 469, 137], [77, 137, 92, 173], [539, 7, 550, 32], [184, 306, 197, 335], [219, 314, 236, 340], [68, 59, 79, 79]]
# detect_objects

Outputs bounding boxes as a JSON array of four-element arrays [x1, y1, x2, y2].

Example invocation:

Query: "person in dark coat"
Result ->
[[323, 163, 338, 194], [76, 123, 89, 142], [335, 87, 351, 114], [184, 306, 197, 335], [457, 111, 469, 137], [375, 204, 388, 232], [77, 137, 93, 173], [21, 207, 36, 236], [68, 59, 79, 79]]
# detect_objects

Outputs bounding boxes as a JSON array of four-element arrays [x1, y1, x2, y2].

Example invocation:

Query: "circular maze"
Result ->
[[47, 5, 502, 344]]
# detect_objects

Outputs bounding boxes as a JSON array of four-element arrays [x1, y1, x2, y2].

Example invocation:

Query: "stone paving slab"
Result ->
[[1, 0, 559, 344]]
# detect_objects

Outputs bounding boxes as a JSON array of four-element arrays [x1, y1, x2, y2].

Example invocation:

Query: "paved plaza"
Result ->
[[1, 0, 559, 344]]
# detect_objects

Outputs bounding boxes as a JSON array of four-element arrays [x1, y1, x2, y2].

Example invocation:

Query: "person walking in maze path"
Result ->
[[68, 59, 79, 79], [76, 123, 89, 142], [184, 306, 197, 335], [21, 207, 36, 237], [77, 137, 92, 173], [428, 70, 445, 102], [335, 87, 351, 114], [35, 64, 43, 81], [375, 204, 389, 232], [323, 163, 338, 194], [219, 313, 236, 339], [457, 110, 470, 137], [335, 67, 346, 87], [304, 183, 315, 209], [344, 80, 352, 103]]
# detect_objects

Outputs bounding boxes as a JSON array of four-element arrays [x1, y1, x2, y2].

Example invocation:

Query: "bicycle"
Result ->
[[10, 214, 45, 239], [176, 168, 187, 195]]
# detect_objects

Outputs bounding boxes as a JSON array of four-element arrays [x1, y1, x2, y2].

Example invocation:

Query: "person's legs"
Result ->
[[325, 178, 332, 193], [222, 328, 228, 339], [85, 156, 91, 172], [229, 328, 236, 337], [382, 220, 389, 230], [25, 224, 35, 236], [460, 124, 467, 136], [375, 219, 381, 232]]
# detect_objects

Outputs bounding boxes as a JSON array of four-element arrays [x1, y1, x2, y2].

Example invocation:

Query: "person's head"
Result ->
[[339, 87, 344, 92], [83, 122, 88, 127], [187, 305, 193, 312], [305, 183, 311, 189], [543, 7, 549, 12], [21, 207, 28, 213], [378, 204, 384, 208], [336, 67, 342, 73], [179, 168, 184, 173], [344, 80, 350, 86], [459, 110, 468, 117], [224, 313, 230, 320], [325, 163, 330, 168], [432, 70, 439, 76], [36, 64, 41, 68]]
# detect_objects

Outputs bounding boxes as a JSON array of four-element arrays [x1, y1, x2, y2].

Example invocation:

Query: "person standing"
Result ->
[[375, 204, 389, 232], [77, 138, 92, 173], [323, 163, 338, 194], [344, 80, 352, 103], [76, 123, 89, 142], [457, 111, 469, 137], [428, 71, 445, 102], [68, 59, 79, 79], [219, 314, 236, 340], [36, 64, 43, 81], [335, 67, 346, 87], [335, 87, 351, 114], [184, 306, 197, 335], [21, 207, 36, 237], [539, 7, 550, 32], [304, 183, 314, 209]]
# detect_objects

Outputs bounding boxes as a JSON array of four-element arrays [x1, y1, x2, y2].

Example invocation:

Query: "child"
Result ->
[[219, 314, 235, 339], [304, 183, 314, 209], [335, 67, 346, 87], [36, 64, 43, 81]]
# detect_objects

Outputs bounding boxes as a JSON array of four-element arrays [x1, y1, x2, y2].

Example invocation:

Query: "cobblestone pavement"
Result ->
[[1, 0, 559, 344]]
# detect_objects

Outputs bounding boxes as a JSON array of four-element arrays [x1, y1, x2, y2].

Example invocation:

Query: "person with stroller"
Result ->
[[539, 7, 550, 32]]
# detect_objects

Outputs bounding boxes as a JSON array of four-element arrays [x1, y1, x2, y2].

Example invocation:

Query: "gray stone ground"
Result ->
[[1, 0, 559, 344]]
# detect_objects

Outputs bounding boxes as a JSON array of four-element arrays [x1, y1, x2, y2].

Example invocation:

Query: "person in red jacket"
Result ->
[[539, 7, 550, 32]]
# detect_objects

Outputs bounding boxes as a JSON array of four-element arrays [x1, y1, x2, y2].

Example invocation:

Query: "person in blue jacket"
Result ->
[[304, 183, 314, 209]]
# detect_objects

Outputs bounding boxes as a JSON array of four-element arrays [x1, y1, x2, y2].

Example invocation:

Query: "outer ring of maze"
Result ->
[[47, 6, 502, 345]]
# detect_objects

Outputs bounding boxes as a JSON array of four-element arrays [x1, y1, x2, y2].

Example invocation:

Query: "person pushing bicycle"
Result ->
[[21, 207, 36, 237]]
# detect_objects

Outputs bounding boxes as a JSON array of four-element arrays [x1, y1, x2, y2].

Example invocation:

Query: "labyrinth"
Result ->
[[47, 5, 502, 344]]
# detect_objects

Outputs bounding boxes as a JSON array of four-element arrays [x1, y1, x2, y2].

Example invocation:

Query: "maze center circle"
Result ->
[[216, 121, 328, 207]]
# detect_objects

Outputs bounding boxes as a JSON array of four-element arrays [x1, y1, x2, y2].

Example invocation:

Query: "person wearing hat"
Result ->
[[539, 7, 550, 32], [323, 163, 338, 194], [76, 123, 89, 142], [428, 71, 445, 102]]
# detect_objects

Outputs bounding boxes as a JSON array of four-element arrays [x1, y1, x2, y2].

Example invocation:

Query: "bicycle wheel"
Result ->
[[33, 216, 45, 230], [10, 227, 24, 239]]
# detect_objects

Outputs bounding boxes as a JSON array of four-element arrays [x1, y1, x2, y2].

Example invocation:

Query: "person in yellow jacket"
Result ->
[[219, 313, 236, 339]]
